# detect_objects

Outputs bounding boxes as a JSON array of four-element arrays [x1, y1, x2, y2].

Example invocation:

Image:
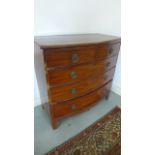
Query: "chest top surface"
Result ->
[[34, 34, 121, 49]]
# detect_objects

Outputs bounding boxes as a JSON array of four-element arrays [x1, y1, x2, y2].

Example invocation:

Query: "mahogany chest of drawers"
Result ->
[[34, 34, 121, 129]]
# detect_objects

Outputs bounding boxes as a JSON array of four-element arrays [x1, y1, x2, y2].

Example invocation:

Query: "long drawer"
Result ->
[[48, 68, 115, 102], [52, 82, 112, 118], [46, 56, 117, 86], [44, 46, 96, 68]]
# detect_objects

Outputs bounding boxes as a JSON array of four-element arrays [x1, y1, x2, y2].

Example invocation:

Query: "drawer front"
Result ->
[[48, 68, 115, 102], [96, 43, 120, 60], [47, 56, 117, 86], [52, 82, 112, 118], [44, 46, 96, 68]]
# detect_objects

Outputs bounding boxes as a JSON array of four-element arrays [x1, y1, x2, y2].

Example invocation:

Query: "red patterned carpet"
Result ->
[[46, 107, 121, 155]]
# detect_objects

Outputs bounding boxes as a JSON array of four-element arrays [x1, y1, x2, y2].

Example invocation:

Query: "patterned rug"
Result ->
[[46, 107, 121, 155]]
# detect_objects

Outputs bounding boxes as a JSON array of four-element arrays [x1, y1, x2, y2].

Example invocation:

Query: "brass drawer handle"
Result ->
[[72, 53, 79, 63], [109, 48, 113, 55], [71, 104, 76, 110], [106, 62, 111, 67], [71, 88, 77, 94], [70, 71, 77, 79]]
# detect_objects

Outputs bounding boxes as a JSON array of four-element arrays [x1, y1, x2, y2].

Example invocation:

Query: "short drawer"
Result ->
[[48, 68, 115, 102], [44, 46, 96, 68], [96, 43, 120, 60], [52, 82, 112, 118], [47, 56, 118, 86]]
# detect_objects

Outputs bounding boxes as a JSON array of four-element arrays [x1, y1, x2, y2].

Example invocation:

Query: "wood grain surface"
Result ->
[[46, 56, 117, 86], [52, 82, 112, 118], [48, 68, 115, 103]]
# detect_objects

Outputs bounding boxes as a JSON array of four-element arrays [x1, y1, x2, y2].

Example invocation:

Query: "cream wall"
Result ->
[[34, 0, 121, 106], [34, 70, 41, 107]]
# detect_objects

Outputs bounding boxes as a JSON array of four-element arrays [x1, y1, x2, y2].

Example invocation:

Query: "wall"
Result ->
[[34, 71, 41, 106], [34, 0, 121, 106]]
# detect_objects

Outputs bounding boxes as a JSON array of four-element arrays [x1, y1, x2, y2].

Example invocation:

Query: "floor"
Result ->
[[34, 91, 121, 155]]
